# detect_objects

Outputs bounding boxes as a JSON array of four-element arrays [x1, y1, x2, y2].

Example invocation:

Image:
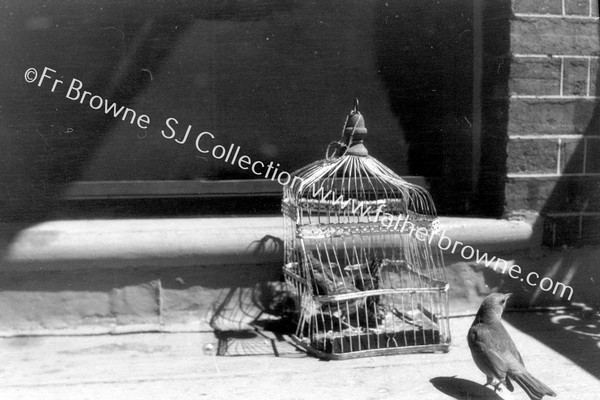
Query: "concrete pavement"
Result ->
[[0, 310, 598, 400]]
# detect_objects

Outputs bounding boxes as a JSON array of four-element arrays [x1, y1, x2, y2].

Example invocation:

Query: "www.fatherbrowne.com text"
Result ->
[[26, 66, 574, 301]]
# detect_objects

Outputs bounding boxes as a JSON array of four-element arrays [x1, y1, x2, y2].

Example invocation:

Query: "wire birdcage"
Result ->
[[281, 100, 451, 359]]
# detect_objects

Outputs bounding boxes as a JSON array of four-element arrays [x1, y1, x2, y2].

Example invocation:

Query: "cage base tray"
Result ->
[[291, 330, 450, 360], [320, 328, 439, 352]]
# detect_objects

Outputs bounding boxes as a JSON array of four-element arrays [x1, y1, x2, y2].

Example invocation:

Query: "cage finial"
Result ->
[[343, 98, 368, 156]]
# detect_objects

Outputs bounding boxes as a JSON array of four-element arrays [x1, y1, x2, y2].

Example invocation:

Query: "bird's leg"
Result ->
[[483, 376, 502, 393]]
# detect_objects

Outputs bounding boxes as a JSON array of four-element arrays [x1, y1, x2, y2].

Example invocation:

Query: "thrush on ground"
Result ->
[[467, 293, 556, 400]]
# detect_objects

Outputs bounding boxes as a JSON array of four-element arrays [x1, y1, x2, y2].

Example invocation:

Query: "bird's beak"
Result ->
[[504, 293, 512, 302]]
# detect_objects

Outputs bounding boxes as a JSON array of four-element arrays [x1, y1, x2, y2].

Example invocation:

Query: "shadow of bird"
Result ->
[[430, 376, 505, 400]]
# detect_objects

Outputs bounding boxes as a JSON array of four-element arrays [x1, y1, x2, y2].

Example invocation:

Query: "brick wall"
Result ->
[[504, 0, 600, 246]]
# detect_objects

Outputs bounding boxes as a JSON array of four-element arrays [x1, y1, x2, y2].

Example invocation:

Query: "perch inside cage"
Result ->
[[281, 100, 451, 359]]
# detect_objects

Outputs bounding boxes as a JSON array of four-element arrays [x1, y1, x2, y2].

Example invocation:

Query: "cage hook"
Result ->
[[325, 98, 364, 160]]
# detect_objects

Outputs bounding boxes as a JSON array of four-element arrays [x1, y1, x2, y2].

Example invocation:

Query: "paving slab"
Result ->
[[0, 312, 598, 400]]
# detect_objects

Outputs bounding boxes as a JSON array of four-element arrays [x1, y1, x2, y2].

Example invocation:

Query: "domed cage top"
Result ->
[[281, 100, 451, 359]]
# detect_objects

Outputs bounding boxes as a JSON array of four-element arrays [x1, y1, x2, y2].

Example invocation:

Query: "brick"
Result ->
[[507, 138, 558, 173], [581, 215, 600, 244], [565, 0, 591, 15], [593, 0, 599, 16], [513, 0, 562, 14], [551, 177, 600, 212], [508, 98, 599, 135], [563, 58, 589, 96], [506, 177, 558, 211], [542, 215, 580, 246], [560, 138, 585, 173], [511, 18, 600, 56], [590, 58, 599, 96], [509, 57, 561, 96], [506, 176, 600, 213], [585, 137, 600, 172]]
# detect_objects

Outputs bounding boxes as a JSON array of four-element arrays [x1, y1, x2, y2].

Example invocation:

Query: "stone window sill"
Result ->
[[1, 215, 539, 272]]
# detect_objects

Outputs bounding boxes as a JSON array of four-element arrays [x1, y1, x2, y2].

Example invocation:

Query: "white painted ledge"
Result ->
[[0, 215, 540, 272]]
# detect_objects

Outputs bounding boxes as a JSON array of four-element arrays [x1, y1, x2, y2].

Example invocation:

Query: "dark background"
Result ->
[[0, 0, 506, 220]]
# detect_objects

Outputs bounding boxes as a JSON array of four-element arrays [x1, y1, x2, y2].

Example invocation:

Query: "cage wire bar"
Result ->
[[281, 100, 451, 359]]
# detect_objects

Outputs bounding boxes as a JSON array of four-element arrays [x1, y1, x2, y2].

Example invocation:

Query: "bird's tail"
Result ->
[[510, 370, 556, 400]]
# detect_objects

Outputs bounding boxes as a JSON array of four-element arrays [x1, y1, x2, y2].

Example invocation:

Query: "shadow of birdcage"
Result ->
[[214, 328, 301, 357], [208, 283, 299, 357], [207, 235, 299, 356], [247, 234, 285, 261]]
